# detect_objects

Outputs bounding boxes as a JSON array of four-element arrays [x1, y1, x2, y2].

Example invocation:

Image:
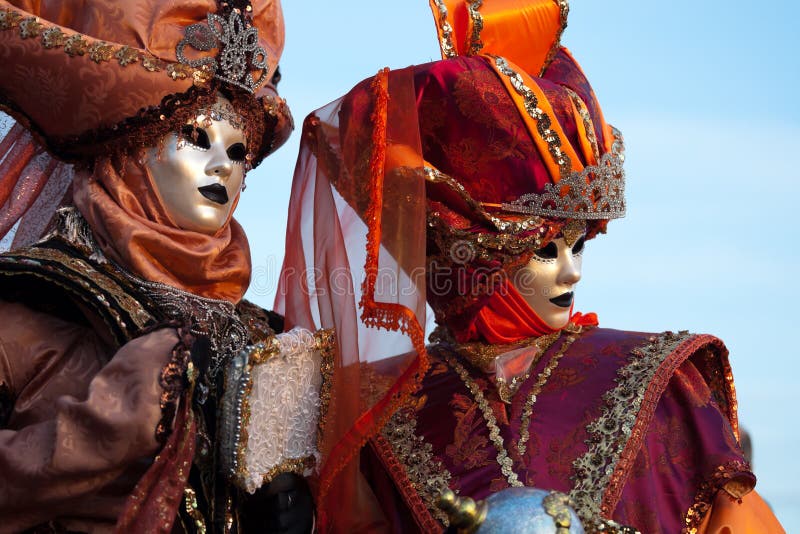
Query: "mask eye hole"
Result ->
[[572, 236, 585, 255], [534, 242, 558, 260], [180, 125, 211, 150], [227, 142, 247, 162]]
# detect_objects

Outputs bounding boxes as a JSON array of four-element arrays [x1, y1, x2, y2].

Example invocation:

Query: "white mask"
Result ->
[[511, 235, 584, 329], [144, 95, 247, 234]]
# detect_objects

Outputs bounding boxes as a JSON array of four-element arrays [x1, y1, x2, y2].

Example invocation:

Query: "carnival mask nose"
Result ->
[[512, 234, 585, 329], [144, 95, 247, 234]]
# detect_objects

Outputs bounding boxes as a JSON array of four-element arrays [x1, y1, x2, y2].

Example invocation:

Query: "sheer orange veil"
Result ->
[[275, 68, 428, 529]]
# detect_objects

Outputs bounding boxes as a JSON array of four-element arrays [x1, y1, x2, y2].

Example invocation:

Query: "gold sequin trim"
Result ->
[[425, 166, 545, 234], [183, 486, 208, 534], [430, 0, 457, 59], [493, 55, 572, 176], [565, 87, 600, 162], [314, 328, 336, 449], [516, 334, 577, 456], [466, 0, 484, 56], [569, 331, 691, 528], [445, 352, 523, 488], [381, 407, 453, 525], [0, 7, 201, 82], [540, 0, 570, 75]]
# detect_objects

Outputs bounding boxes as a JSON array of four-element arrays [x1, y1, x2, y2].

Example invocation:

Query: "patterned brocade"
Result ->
[[371, 328, 752, 534]]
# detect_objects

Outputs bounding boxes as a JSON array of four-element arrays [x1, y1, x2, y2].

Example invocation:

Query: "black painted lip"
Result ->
[[198, 183, 228, 205], [549, 291, 574, 308]]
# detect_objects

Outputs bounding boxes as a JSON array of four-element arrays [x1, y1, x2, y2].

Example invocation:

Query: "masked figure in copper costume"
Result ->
[[0, 0, 324, 532], [276, 1, 785, 532]]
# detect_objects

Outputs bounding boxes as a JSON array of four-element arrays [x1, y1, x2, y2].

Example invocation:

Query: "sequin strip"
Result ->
[[424, 166, 544, 234], [565, 87, 600, 161], [493, 55, 572, 176], [380, 408, 453, 526], [569, 331, 691, 528], [430, 0, 457, 58], [466, 0, 484, 56], [183, 487, 208, 533], [540, 0, 570, 75], [446, 355, 523, 488], [516, 334, 577, 456], [0, 7, 202, 82]]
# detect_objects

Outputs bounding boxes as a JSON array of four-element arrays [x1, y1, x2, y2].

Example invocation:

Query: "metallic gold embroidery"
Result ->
[[493, 55, 571, 176], [569, 331, 691, 529], [19, 17, 43, 39], [565, 87, 600, 162], [63, 34, 89, 56], [0, 7, 201, 80], [540, 0, 570, 75], [430, 0, 457, 59], [425, 166, 545, 234], [314, 328, 336, 449], [517, 334, 577, 456], [455, 331, 560, 374], [115, 45, 140, 66], [683, 460, 752, 534], [183, 486, 208, 534], [381, 407, 453, 525], [41, 26, 66, 48], [562, 219, 587, 248], [88, 41, 114, 63], [466, 0, 485, 56], [445, 352, 524, 488], [0, 9, 22, 30]]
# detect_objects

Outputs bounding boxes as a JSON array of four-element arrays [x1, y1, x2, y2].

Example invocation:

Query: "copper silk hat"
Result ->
[[0, 0, 291, 164], [276, 0, 626, 529]]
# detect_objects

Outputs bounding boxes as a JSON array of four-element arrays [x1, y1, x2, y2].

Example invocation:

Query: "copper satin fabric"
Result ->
[[0, 301, 177, 532], [73, 156, 251, 303], [700, 491, 785, 533], [0, 0, 284, 143]]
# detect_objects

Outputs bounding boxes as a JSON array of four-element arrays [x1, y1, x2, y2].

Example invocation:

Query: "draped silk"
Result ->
[[73, 156, 251, 303]]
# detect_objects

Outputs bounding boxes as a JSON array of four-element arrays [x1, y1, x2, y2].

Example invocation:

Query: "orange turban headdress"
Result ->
[[0, 0, 293, 302]]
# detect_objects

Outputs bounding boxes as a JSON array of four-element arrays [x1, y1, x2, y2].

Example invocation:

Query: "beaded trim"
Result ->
[[492, 55, 626, 220], [0, 7, 203, 82], [493, 55, 572, 176], [379, 407, 453, 527], [540, 0, 570, 76], [516, 334, 577, 455], [430, 0, 457, 58], [466, 0, 485, 56], [569, 331, 691, 529]]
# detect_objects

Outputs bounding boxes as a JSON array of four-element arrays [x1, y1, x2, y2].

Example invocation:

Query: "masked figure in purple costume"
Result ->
[[277, 1, 785, 532]]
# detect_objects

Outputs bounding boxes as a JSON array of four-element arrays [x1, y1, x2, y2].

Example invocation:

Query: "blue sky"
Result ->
[[237, 2, 800, 528]]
